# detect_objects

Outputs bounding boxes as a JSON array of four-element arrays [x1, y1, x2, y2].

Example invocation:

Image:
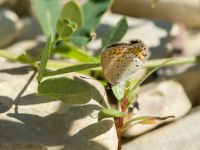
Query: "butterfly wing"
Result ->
[[101, 41, 150, 85]]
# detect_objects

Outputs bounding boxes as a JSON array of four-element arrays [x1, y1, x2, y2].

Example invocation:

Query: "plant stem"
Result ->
[[44, 62, 101, 77], [145, 56, 200, 68], [1, 50, 200, 71], [128, 59, 171, 97], [46, 56, 200, 70], [47, 60, 73, 68]]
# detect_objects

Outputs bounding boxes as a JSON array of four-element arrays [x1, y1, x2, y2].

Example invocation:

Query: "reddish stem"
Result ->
[[116, 96, 129, 150]]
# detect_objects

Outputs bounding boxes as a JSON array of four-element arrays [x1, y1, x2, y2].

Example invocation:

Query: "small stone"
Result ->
[[5, 39, 45, 58], [0, 143, 47, 150], [0, 62, 118, 150], [122, 106, 200, 150], [0, 9, 20, 47], [11, 0, 32, 17], [112, 0, 200, 28], [175, 70, 200, 106], [0, 0, 7, 5], [122, 80, 192, 137]]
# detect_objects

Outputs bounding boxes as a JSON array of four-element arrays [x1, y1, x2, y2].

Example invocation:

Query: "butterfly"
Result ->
[[101, 40, 150, 85]]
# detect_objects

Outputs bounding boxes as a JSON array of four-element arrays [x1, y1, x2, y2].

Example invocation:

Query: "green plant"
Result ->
[[0, 0, 200, 149]]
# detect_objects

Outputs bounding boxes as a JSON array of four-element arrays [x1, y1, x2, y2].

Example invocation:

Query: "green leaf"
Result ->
[[16, 53, 34, 65], [60, 0, 83, 28], [102, 17, 128, 49], [70, 27, 96, 47], [98, 108, 126, 121], [37, 36, 52, 83], [38, 77, 92, 104], [112, 85, 124, 100], [32, 0, 60, 38], [62, 25, 74, 38], [56, 44, 98, 62], [44, 62, 100, 77], [82, 0, 113, 28], [126, 79, 139, 102], [124, 116, 174, 128], [56, 19, 76, 39], [57, 19, 67, 36], [70, 36, 88, 47]]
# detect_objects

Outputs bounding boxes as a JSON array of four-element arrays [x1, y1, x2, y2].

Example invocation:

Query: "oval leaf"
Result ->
[[38, 77, 93, 104], [102, 17, 128, 49], [70, 27, 96, 47], [83, 0, 113, 28], [70, 36, 89, 47], [61, 25, 74, 39], [16, 52, 35, 66], [112, 85, 124, 100], [98, 108, 126, 121], [55, 44, 98, 62], [60, 0, 83, 28], [57, 19, 77, 39], [32, 0, 60, 38]]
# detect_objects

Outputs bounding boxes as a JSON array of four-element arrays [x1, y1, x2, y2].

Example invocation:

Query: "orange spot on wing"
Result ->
[[132, 49, 145, 60]]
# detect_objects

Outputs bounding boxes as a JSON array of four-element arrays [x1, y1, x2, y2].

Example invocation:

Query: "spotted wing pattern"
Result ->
[[101, 40, 150, 85]]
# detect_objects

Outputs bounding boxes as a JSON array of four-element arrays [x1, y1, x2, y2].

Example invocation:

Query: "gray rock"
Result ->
[[185, 29, 200, 56], [11, 0, 32, 17], [122, 80, 192, 137], [0, 0, 7, 5], [112, 0, 200, 28], [0, 0, 31, 17], [174, 70, 200, 106], [0, 0, 16, 6], [5, 39, 45, 59], [14, 17, 43, 42], [0, 9, 20, 47], [0, 62, 118, 150], [122, 106, 200, 150], [0, 143, 47, 150], [2, 17, 45, 58]]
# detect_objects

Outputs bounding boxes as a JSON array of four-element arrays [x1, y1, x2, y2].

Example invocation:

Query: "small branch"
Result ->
[[47, 60, 99, 70], [1, 50, 200, 72], [47, 60, 72, 69], [144, 56, 200, 68], [47, 56, 200, 71], [44, 62, 101, 77], [14, 70, 37, 114]]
